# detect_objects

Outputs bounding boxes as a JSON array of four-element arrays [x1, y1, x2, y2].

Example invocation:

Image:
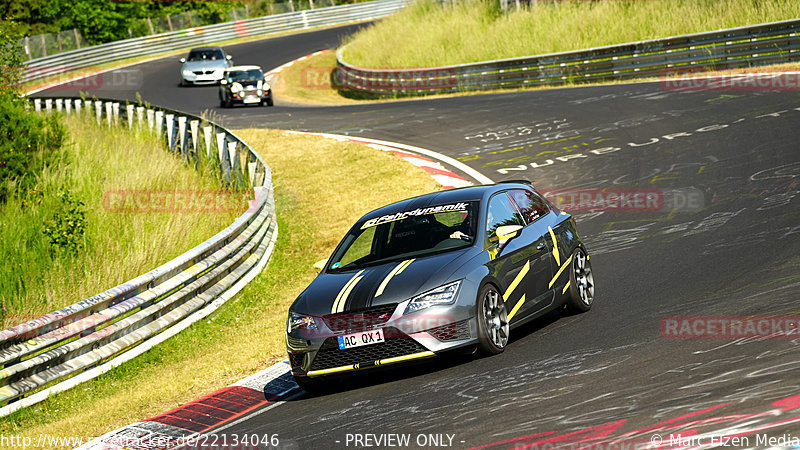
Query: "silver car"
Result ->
[[178, 47, 233, 86]]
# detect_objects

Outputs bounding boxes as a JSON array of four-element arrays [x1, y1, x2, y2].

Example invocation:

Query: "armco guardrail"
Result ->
[[0, 97, 278, 417], [23, 0, 409, 84], [336, 18, 800, 95]]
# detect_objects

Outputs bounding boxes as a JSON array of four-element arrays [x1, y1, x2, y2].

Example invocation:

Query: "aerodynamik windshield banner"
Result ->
[[361, 202, 469, 229]]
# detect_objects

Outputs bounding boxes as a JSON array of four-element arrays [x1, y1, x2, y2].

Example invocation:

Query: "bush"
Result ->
[[42, 189, 87, 254], [0, 18, 65, 202], [0, 96, 65, 202]]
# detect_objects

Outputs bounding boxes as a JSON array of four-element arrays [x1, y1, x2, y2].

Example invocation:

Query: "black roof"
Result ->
[[359, 182, 534, 222]]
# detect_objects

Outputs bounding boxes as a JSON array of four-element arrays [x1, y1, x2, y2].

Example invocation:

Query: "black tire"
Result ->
[[265, 97, 274, 107], [476, 284, 509, 355], [565, 247, 595, 313]]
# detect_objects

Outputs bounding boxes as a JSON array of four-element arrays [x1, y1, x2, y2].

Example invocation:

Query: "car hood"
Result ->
[[294, 248, 475, 315], [181, 60, 228, 71]]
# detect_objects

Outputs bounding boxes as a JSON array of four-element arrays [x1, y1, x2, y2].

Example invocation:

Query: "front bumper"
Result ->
[[181, 70, 224, 85], [287, 300, 476, 378], [229, 88, 272, 105]]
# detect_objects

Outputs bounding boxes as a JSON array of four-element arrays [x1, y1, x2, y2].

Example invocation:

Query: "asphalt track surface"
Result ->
[[38, 24, 800, 449]]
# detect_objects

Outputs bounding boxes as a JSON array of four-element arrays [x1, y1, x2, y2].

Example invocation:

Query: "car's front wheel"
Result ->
[[476, 284, 508, 355], [565, 247, 594, 313]]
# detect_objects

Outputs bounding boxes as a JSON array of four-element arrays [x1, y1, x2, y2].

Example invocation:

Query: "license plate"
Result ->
[[338, 329, 384, 350], [243, 97, 260, 104]]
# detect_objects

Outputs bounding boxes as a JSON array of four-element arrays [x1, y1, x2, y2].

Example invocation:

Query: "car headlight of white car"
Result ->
[[182, 70, 194, 77], [231, 83, 242, 94], [405, 280, 462, 314]]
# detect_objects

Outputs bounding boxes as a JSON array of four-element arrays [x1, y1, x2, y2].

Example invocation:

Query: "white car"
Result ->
[[179, 47, 233, 86]]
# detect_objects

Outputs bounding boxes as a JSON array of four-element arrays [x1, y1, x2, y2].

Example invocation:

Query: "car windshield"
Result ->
[[328, 201, 478, 271], [227, 69, 263, 83], [187, 49, 223, 61]]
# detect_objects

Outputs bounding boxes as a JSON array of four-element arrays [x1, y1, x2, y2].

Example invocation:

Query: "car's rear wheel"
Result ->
[[476, 284, 508, 354], [565, 247, 594, 313]]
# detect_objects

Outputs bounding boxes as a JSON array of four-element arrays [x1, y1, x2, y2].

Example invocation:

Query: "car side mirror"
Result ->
[[313, 258, 328, 273], [220, 79, 228, 85], [179, 57, 186, 64], [226, 55, 233, 60], [493, 225, 523, 251]]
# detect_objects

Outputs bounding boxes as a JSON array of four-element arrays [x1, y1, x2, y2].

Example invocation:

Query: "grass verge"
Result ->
[[343, 0, 800, 68], [1, 130, 439, 445], [274, 50, 800, 106], [0, 115, 240, 328]]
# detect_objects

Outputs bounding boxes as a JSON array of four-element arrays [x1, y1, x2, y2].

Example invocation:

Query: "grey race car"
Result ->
[[286, 181, 595, 389]]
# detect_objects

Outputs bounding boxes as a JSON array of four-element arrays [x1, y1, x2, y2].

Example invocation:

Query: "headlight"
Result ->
[[256, 89, 263, 96], [231, 83, 242, 94], [287, 312, 318, 333], [182, 70, 193, 77], [405, 280, 461, 314]]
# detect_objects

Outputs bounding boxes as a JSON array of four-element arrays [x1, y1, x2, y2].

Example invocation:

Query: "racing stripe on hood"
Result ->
[[375, 259, 415, 298], [331, 270, 365, 313]]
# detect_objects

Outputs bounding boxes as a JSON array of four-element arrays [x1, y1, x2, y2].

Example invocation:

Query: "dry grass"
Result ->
[[272, 51, 364, 105], [1, 130, 439, 446], [343, 0, 800, 68], [0, 115, 239, 328]]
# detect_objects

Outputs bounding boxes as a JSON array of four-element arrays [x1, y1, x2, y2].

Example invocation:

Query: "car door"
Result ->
[[505, 189, 559, 321], [484, 191, 552, 325]]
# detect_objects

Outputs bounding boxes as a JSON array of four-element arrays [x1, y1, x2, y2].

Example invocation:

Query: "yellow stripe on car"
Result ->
[[507, 294, 526, 321], [375, 351, 435, 365], [549, 255, 573, 289], [306, 351, 435, 377], [395, 258, 414, 275], [331, 270, 365, 313], [375, 259, 415, 297], [562, 281, 571, 294], [503, 260, 530, 302], [548, 226, 560, 266]]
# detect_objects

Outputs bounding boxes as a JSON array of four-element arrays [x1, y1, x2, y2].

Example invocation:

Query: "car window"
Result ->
[[227, 69, 263, 83], [328, 202, 478, 271], [509, 189, 550, 224], [337, 226, 376, 268], [187, 50, 223, 61], [486, 192, 525, 240]]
